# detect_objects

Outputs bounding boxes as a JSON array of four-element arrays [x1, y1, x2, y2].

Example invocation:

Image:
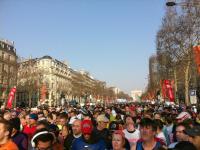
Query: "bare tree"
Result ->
[[156, 0, 200, 105]]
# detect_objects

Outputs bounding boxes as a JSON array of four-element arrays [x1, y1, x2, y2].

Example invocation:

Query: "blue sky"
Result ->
[[0, 0, 166, 94]]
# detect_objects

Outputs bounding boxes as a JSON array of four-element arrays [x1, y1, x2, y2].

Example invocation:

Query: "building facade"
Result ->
[[149, 55, 160, 89], [17, 55, 101, 107], [0, 40, 17, 105], [131, 90, 142, 102], [17, 56, 71, 107]]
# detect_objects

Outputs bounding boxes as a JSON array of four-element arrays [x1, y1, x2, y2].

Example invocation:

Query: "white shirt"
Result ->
[[123, 129, 140, 146], [156, 132, 167, 145]]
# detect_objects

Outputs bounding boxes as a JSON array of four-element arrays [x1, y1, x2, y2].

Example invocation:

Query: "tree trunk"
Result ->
[[174, 67, 178, 104], [28, 93, 32, 108], [185, 61, 191, 106]]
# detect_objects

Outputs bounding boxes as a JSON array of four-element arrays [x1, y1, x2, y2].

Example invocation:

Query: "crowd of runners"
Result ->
[[0, 102, 199, 150]]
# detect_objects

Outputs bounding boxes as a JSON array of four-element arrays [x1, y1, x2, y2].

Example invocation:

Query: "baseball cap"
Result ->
[[185, 126, 200, 137], [80, 108, 89, 116], [29, 113, 38, 120], [176, 112, 191, 120], [109, 121, 119, 132], [81, 119, 93, 134], [97, 114, 109, 122]]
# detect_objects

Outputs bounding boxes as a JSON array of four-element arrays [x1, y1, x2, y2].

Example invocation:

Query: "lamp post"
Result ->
[[166, 0, 200, 7]]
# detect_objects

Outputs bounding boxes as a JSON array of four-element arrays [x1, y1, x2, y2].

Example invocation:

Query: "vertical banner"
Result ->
[[164, 80, 175, 102], [6, 86, 16, 109], [162, 80, 167, 99], [193, 45, 200, 74]]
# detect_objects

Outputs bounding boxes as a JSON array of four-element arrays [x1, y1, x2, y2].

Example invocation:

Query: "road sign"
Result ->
[[190, 90, 197, 104]]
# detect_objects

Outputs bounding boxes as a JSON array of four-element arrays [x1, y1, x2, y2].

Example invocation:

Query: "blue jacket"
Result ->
[[72, 137, 106, 150]]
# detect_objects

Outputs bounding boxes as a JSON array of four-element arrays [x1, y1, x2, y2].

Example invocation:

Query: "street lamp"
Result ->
[[166, 1, 176, 6], [166, 0, 200, 7]]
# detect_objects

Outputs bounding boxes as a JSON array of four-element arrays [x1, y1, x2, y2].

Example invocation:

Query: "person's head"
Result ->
[[81, 119, 93, 141], [109, 121, 120, 134], [112, 130, 126, 150], [68, 109, 76, 118], [125, 106, 130, 114], [59, 114, 68, 127], [93, 111, 100, 119], [154, 119, 164, 133], [38, 112, 45, 120], [154, 113, 161, 120], [80, 108, 92, 120], [60, 124, 69, 138], [165, 116, 173, 125], [176, 112, 191, 123], [106, 107, 112, 115], [0, 119, 12, 143], [11, 111, 17, 119], [175, 122, 190, 142], [36, 120, 50, 131], [49, 124, 60, 138], [31, 130, 55, 150], [29, 113, 38, 126], [185, 126, 200, 150], [9, 117, 21, 136], [47, 113, 53, 123], [72, 119, 82, 136], [143, 110, 153, 119], [173, 141, 197, 150], [124, 115, 135, 125], [96, 114, 109, 130], [139, 118, 157, 142], [3, 111, 11, 121]]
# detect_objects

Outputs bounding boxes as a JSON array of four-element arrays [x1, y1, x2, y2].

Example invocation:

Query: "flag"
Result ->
[[6, 87, 16, 109], [164, 80, 174, 102], [193, 45, 200, 74]]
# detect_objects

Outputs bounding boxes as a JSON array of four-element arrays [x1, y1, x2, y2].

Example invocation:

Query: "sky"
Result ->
[[0, 0, 166, 94]]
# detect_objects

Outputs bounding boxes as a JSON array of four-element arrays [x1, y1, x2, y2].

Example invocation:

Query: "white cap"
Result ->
[[176, 112, 191, 120]]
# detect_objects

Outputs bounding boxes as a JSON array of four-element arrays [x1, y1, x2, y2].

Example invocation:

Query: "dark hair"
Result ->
[[165, 116, 173, 124], [47, 113, 53, 120], [124, 115, 136, 124], [172, 141, 197, 150], [59, 113, 68, 120], [37, 120, 50, 130], [154, 119, 164, 130], [0, 119, 12, 138], [154, 112, 161, 117], [49, 124, 60, 137], [10, 117, 21, 131], [33, 129, 54, 146], [140, 118, 157, 131], [176, 122, 190, 130]]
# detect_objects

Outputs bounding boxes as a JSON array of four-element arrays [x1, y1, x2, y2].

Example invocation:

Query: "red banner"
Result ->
[[162, 80, 174, 102], [6, 87, 16, 109], [193, 45, 200, 74]]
